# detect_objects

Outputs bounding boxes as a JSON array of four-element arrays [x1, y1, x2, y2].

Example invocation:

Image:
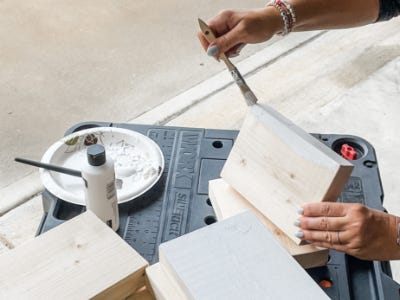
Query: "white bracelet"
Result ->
[[266, 0, 296, 36], [281, 0, 296, 24]]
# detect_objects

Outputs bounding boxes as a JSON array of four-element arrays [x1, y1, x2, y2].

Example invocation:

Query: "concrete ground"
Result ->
[[1, 0, 280, 215], [1, 0, 400, 288], [0, 0, 272, 192]]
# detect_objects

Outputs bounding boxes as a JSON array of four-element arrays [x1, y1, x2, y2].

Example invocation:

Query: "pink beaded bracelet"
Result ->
[[267, 0, 296, 36]]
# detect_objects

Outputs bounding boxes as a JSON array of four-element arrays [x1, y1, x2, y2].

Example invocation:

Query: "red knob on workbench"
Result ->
[[340, 144, 357, 160]]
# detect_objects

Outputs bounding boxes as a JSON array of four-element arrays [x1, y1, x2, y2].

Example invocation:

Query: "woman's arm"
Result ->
[[293, 0, 379, 31], [198, 0, 382, 57]]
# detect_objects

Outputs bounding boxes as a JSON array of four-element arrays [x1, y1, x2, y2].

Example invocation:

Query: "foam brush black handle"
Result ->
[[15, 157, 82, 177]]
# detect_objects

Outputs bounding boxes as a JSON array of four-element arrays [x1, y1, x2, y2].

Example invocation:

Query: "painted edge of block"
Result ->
[[252, 104, 354, 168]]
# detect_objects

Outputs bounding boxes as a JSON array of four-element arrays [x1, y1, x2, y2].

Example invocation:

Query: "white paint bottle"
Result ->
[[81, 144, 119, 231]]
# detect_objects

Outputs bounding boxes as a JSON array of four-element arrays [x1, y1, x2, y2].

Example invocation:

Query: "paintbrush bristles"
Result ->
[[229, 67, 258, 106], [243, 90, 258, 106]]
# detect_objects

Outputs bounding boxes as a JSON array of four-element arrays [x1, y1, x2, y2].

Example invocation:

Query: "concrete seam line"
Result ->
[[0, 172, 44, 217], [128, 69, 233, 125], [243, 31, 327, 78], [149, 82, 235, 126], [129, 31, 325, 125]]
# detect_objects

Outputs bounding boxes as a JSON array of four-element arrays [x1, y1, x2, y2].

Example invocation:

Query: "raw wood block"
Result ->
[[208, 178, 328, 268], [126, 287, 155, 300], [158, 211, 329, 300], [146, 263, 187, 300], [221, 104, 354, 244], [0, 211, 148, 300], [0, 194, 43, 249]]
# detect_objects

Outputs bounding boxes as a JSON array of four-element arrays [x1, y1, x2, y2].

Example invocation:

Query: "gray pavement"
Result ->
[[0, 0, 274, 190]]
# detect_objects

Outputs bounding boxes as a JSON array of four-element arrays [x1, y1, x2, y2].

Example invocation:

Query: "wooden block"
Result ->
[[146, 263, 187, 300], [221, 104, 354, 244], [0, 211, 148, 300], [209, 178, 328, 268], [159, 211, 329, 300], [126, 287, 155, 300], [0, 195, 43, 249]]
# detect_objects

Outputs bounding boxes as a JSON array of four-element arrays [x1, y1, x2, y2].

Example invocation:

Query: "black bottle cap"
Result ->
[[87, 144, 106, 166]]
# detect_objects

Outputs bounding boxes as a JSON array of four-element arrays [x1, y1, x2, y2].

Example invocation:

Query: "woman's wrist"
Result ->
[[266, 0, 297, 35], [260, 6, 288, 36]]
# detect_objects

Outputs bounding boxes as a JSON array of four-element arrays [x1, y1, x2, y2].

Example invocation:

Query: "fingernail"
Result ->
[[294, 220, 300, 227], [207, 45, 220, 56], [295, 231, 304, 238], [297, 208, 304, 215]]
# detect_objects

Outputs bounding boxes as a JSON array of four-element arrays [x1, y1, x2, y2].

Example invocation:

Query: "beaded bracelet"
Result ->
[[266, 0, 296, 36], [282, 0, 297, 24]]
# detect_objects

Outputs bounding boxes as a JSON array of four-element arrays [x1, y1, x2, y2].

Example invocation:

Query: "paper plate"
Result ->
[[40, 127, 164, 205]]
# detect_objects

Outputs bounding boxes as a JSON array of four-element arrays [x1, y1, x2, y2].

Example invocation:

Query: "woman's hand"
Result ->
[[296, 202, 400, 261], [197, 8, 283, 58]]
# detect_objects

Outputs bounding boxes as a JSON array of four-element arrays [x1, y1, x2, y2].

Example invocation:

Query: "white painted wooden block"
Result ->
[[0, 211, 148, 300], [146, 263, 187, 300], [208, 178, 328, 268], [159, 211, 329, 300], [221, 104, 354, 244]]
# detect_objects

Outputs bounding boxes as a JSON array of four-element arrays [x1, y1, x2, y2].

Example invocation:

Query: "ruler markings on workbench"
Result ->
[[148, 129, 176, 173], [123, 212, 160, 258], [122, 129, 178, 262], [162, 130, 203, 242]]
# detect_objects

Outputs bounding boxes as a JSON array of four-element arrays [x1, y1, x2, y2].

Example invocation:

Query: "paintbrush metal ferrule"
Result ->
[[230, 67, 245, 87]]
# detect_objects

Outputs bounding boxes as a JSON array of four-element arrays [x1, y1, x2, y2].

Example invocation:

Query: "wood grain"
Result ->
[[221, 104, 353, 244], [0, 211, 148, 300], [209, 178, 328, 268], [126, 287, 155, 300], [146, 263, 187, 300]]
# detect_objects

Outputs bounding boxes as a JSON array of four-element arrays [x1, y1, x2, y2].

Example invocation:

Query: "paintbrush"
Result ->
[[15, 157, 82, 177], [198, 18, 258, 106]]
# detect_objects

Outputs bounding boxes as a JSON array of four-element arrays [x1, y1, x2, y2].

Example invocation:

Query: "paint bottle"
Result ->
[[81, 144, 119, 231]]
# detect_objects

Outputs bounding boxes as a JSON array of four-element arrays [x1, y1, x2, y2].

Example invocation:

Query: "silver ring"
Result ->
[[337, 231, 342, 245]]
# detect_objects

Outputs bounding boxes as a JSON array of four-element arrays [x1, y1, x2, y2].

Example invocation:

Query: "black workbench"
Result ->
[[37, 122, 400, 299]]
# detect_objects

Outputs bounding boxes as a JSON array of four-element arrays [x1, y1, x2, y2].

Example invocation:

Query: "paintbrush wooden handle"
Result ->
[[220, 55, 235, 70]]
